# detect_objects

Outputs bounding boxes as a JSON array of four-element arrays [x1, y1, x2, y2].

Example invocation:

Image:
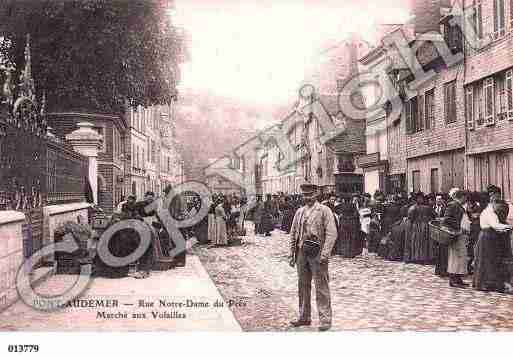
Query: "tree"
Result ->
[[0, 0, 186, 114]]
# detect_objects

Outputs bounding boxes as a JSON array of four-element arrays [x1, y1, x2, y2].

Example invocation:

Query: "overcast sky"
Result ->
[[173, 1, 411, 107]]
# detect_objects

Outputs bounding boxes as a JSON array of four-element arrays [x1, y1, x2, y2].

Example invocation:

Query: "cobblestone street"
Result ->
[[194, 222, 513, 332]]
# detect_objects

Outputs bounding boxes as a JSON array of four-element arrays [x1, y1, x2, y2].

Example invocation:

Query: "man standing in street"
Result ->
[[289, 184, 338, 331]]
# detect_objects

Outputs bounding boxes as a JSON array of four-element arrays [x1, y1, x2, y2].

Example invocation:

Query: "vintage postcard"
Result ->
[[1, 0, 513, 356]]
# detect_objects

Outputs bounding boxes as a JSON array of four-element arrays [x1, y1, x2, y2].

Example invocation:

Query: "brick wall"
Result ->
[[405, 63, 466, 158], [388, 112, 407, 174], [407, 149, 465, 193], [465, 1, 513, 84]]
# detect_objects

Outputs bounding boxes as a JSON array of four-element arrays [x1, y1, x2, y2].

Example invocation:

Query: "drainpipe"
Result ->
[[463, 0, 469, 191]]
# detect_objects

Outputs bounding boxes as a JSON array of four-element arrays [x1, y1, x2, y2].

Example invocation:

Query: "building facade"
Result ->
[[127, 102, 185, 199], [464, 0, 513, 204]]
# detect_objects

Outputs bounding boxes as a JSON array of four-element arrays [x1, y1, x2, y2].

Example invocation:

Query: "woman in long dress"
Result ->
[[253, 196, 264, 235], [215, 198, 229, 246], [387, 204, 409, 261], [473, 199, 513, 293], [442, 190, 470, 288], [333, 199, 363, 258], [280, 196, 295, 233], [207, 197, 218, 244], [261, 194, 274, 236], [406, 192, 433, 264]]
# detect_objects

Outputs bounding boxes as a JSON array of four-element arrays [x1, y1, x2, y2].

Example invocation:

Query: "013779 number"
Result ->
[[7, 345, 39, 353]]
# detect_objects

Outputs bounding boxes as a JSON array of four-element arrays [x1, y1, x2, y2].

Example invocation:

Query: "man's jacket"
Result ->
[[289, 202, 338, 263]]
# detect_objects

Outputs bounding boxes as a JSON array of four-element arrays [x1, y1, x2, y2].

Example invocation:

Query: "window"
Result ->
[[132, 144, 135, 168], [412, 170, 421, 193], [473, 0, 483, 39], [443, 21, 463, 53], [484, 77, 495, 125], [494, 0, 506, 37], [430, 168, 439, 193], [444, 81, 457, 123], [418, 94, 424, 131], [496, 74, 506, 119], [151, 140, 156, 163], [424, 89, 435, 130], [466, 86, 474, 129], [506, 69, 513, 120], [474, 82, 484, 126], [93, 126, 106, 152], [406, 96, 418, 133]]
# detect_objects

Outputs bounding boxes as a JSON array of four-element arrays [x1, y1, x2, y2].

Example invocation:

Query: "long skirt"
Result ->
[[448, 234, 468, 275], [215, 217, 229, 245], [281, 210, 295, 233], [434, 243, 449, 277], [408, 221, 432, 263], [473, 229, 510, 291], [387, 220, 406, 261], [238, 209, 245, 230], [261, 214, 274, 234], [208, 214, 217, 243], [333, 217, 363, 258], [403, 219, 414, 263], [254, 220, 262, 235], [367, 221, 380, 254]]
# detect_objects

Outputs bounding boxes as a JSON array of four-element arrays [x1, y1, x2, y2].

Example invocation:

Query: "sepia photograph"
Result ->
[[1, 0, 513, 356]]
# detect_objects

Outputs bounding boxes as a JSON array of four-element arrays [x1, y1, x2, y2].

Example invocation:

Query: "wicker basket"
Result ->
[[429, 220, 459, 246]]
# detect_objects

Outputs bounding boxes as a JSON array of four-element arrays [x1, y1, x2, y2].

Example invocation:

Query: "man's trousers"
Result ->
[[296, 252, 332, 325]]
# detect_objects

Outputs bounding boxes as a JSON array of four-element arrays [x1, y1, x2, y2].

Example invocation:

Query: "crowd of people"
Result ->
[[206, 185, 513, 295], [109, 182, 513, 294], [207, 193, 248, 246], [321, 185, 513, 293]]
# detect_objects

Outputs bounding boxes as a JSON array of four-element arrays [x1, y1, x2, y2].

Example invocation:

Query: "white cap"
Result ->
[[448, 188, 460, 199]]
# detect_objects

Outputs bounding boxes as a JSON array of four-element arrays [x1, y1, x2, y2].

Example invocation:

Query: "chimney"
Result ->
[[410, 0, 443, 34]]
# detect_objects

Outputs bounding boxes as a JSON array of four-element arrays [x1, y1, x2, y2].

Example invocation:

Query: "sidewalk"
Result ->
[[0, 255, 241, 332]]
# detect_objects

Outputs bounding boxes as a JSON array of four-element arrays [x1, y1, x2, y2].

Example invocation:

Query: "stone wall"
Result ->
[[0, 211, 27, 312], [0, 203, 91, 313]]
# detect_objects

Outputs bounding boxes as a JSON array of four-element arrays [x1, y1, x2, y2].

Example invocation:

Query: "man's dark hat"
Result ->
[[300, 183, 318, 195], [487, 185, 501, 195]]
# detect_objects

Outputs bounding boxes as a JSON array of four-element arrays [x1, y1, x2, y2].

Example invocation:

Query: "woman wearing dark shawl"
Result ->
[[253, 195, 264, 235], [378, 199, 401, 258], [280, 196, 295, 233], [261, 194, 275, 236], [405, 192, 433, 263], [473, 195, 513, 294], [333, 197, 363, 258], [386, 203, 408, 261]]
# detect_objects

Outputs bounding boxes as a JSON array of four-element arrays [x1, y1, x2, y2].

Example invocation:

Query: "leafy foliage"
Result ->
[[0, 0, 186, 113]]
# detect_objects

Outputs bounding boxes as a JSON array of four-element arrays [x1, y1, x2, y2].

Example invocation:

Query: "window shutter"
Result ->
[[444, 84, 449, 123], [466, 87, 475, 129], [418, 95, 424, 131], [500, 0, 505, 33], [405, 101, 411, 134], [411, 97, 418, 133], [450, 82, 457, 122], [506, 69, 513, 121], [484, 77, 495, 125], [511, 0, 513, 27], [494, 0, 499, 33]]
